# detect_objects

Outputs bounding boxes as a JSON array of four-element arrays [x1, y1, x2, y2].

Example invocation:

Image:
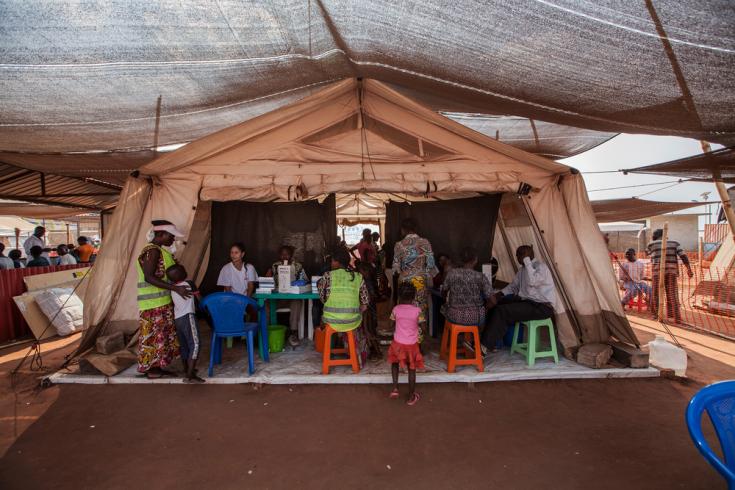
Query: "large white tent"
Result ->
[[78, 79, 638, 360]]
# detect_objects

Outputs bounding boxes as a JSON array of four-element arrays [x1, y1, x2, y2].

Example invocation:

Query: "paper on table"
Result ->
[[277, 264, 295, 293], [481, 264, 494, 284]]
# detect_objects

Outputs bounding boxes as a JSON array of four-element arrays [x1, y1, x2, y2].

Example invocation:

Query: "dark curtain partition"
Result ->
[[384, 195, 502, 267], [200, 195, 336, 294]]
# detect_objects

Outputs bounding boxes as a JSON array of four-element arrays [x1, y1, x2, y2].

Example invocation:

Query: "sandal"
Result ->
[[389, 388, 400, 399], [406, 392, 421, 406]]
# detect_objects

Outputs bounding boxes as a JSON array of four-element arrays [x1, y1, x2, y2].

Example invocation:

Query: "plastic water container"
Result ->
[[647, 335, 687, 376]]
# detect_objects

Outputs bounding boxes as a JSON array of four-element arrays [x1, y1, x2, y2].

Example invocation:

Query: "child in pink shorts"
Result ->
[[388, 283, 425, 405]]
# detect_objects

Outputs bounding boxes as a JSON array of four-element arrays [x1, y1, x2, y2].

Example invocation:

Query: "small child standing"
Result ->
[[166, 264, 205, 383], [388, 283, 425, 405]]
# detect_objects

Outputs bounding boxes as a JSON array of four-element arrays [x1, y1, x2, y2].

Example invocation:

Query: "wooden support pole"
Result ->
[[698, 236, 704, 269], [701, 140, 735, 242], [657, 223, 669, 319], [14, 227, 20, 249], [65, 223, 71, 244], [713, 180, 735, 241]]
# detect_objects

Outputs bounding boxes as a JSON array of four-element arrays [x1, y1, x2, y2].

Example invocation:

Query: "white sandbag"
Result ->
[[35, 287, 84, 336]]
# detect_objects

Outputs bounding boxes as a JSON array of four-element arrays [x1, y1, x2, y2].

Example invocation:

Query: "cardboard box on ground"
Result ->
[[12, 268, 90, 341]]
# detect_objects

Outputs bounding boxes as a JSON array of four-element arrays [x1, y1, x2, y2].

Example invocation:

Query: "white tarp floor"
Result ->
[[49, 325, 659, 385]]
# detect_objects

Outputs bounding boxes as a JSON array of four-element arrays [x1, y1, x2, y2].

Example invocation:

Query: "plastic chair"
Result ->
[[686, 380, 735, 488], [322, 324, 359, 374], [510, 318, 559, 367], [440, 321, 483, 373], [200, 292, 268, 376]]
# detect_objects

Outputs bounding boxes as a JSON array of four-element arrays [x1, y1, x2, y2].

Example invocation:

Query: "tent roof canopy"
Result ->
[[141, 78, 571, 200], [623, 147, 735, 183], [591, 197, 702, 223], [2, 0, 733, 162], [0, 201, 97, 219]]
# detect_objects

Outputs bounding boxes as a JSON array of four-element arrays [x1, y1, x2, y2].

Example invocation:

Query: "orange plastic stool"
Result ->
[[440, 321, 484, 373], [322, 324, 360, 374]]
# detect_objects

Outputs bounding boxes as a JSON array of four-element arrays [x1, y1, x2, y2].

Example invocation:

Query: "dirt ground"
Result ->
[[0, 321, 732, 489]]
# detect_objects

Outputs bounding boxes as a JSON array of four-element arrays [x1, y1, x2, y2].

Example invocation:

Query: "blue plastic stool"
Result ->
[[686, 380, 735, 488], [201, 292, 268, 376], [497, 324, 523, 349]]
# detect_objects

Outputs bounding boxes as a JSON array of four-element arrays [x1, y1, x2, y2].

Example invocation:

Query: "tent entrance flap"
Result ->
[[384, 195, 502, 267], [200, 194, 337, 294]]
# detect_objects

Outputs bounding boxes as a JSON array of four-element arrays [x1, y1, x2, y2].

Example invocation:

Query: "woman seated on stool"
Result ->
[[317, 248, 370, 368], [441, 247, 494, 351], [217, 242, 257, 297], [267, 245, 308, 347]]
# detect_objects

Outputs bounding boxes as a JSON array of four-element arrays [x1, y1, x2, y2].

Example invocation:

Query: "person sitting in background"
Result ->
[[0, 243, 14, 270], [618, 248, 650, 307], [480, 245, 556, 356], [441, 248, 493, 341], [433, 253, 452, 289], [8, 249, 24, 268], [217, 242, 257, 297], [57, 244, 78, 266], [67, 243, 78, 261], [267, 245, 308, 347], [76, 236, 95, 263], [42, 247, 54, 265], [27, 246, 50, 268]]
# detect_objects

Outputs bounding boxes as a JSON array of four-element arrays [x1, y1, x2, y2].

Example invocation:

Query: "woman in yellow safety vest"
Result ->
[[318, 248, 371, 368], [136, 220, 190, 379]]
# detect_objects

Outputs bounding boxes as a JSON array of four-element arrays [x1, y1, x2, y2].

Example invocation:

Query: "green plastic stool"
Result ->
[[510, 318, 559, 366]]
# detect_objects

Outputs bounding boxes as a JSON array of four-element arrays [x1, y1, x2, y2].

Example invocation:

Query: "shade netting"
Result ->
[[2, 0, 733, 159]]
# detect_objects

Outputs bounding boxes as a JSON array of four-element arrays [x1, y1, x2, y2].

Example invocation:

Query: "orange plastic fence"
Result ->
[[612, 259, 735, 340]]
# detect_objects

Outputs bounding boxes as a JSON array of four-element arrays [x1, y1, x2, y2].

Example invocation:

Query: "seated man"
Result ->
[[618, 248, 651, 307], [26, 245, 51, 268], [481, 245, 556, 355]]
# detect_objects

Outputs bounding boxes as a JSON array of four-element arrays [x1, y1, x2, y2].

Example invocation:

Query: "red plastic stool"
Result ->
[[322, 324, 360, 374], [440, 321, 484, 373], [628, 291, 646, 312]]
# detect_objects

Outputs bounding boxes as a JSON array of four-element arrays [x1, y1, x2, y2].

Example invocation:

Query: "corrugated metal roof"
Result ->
[[0, 150, 151, 186], [0, 162, 121, 210]]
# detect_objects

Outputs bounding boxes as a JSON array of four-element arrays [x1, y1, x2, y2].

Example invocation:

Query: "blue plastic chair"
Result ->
[[200, 292, 268, 376], [686, 380, 735, 488]]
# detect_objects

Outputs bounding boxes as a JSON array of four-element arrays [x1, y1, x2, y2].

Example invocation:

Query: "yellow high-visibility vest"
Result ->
[[136, 244, 176, 312], [323, 269, 363, 332]]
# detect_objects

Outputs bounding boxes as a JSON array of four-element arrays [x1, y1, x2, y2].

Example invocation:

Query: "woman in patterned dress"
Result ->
[[391, 218, 437, 343], [441, 247, 494, 328], [136, 220, 190, 379]]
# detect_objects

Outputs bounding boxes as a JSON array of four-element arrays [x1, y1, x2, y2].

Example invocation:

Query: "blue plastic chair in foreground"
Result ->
[[686, 380, 735, 489], [200, 292, 268, 376]]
